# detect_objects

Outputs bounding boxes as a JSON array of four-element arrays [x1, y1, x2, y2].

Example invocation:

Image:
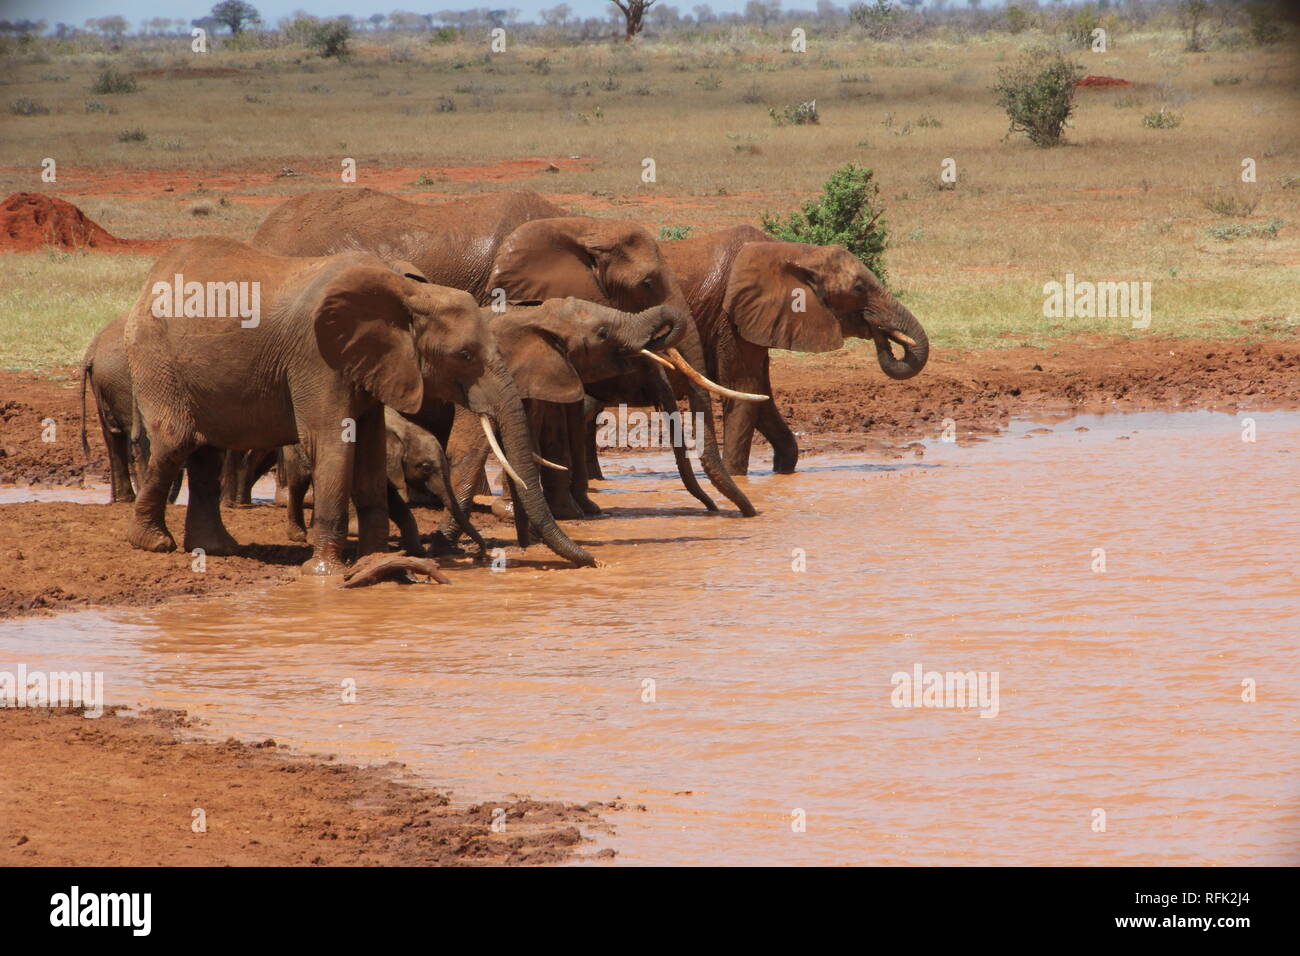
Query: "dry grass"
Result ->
[[0, 28, 1296, 368]]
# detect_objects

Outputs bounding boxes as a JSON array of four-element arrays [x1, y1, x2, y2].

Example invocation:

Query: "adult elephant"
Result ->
[[657, 225, 930, 475], [124, 236, 595, 572], [252, 188, 758, 519]]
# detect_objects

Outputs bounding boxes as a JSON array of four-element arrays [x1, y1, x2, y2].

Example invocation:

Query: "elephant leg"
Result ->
[[283, 447, 311, 543], [386, 482, 426, 557], [651, 369, 717, 511], [756, 397, 798, 474], [528, 401, 582, 521], [583, 397, 606, 481], [717, 341, 774, 478], [565, 399, 600, 515], [350, 405, 389, 560], [183, 445, 240, 556], [219, 451, 241, 506], [303, 433, 355, 575], [100, 412, 136, 504], [126, 431, 193, 553]]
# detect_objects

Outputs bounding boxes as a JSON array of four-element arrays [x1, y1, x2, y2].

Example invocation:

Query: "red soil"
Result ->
[[0, 192, 174, 254], [1076, 75, 1133, 88]]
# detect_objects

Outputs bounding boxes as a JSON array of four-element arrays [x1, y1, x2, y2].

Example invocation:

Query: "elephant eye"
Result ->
[[597, 326, 609, 340], [458, 348, 473, 361], [641, 277, 655, 289]]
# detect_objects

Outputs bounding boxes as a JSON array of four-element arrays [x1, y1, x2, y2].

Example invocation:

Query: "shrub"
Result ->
[[1206, 219, 1283, 241], [658, 225, 693, 240], [117, 128, 147, 142], [1212, 73, 1244, 86], [11, 97, 49, 116], [430, 27, 457, 44], [1142, 107, 1182, 129], [92, 69, 138, 94], [760, 163, 889, 282], [1004, 5, 1030, 35], [85, 99, 108, 113], [769, 100, 819, 126], [993, 49, 1084, 147], [1247, 3, 1283, 45], [1064, 6, 1101, 49], [849, 0, 899, 41], [308, 20, 351, 60], [1203, 191, 1259, 217]]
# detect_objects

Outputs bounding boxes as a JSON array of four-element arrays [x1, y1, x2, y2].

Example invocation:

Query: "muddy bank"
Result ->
[[7, 335, 1297, 488], [0, 707, 611, 866]]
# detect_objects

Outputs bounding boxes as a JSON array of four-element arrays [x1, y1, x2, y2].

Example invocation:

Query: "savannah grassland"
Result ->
[[0, 22, 1297, 372]]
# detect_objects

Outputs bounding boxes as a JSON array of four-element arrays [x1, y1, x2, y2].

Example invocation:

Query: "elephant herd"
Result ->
[[80, 187, 929, 575]]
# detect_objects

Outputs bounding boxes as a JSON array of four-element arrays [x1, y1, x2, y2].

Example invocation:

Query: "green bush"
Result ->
[[1142, 107, 1182, 129], [1004, 5, 1031, 35], [761, 163, 889, 282], [1064, 6, 1101, 48], [92, 69, 138, 94], [11, 97, 49, 116], [658, 225, 693, 241], [993, 49, 1084, 147], [117, 128, 147, 142], [308, 20, 351, 60], [1207, 219, 1282, 241], [769, 100, 819, 126]]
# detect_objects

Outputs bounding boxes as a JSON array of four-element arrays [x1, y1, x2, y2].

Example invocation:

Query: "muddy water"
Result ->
[[2, 410, 1297, 865]]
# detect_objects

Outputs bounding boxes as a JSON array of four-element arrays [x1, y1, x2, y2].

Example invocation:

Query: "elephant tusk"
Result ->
[[640, 348, 676, 371], [533, 452, 568, 472], [665, 348, 769, 403], [884, 328, 918, 349], [479, 414, 528, 491]]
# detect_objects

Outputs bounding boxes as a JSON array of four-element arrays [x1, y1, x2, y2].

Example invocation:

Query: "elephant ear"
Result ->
[[723, 242, 845, 353], [489, 219, 607, 304], [312, 265, 425, 414], [492, 311, 584, 404]]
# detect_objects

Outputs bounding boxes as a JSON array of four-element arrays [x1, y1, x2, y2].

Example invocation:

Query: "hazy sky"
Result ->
[[2, 0, 757, 27], [0, 0, 1025, 30]]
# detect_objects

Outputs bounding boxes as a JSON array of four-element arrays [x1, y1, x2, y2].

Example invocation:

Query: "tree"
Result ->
[[210, 1, 260, 35], [609, 0, 658, 41], [745, 0, 781, 26], [541, 4, 572, 26], [85, 16, 129, 37], [693, 3, 715, 23]]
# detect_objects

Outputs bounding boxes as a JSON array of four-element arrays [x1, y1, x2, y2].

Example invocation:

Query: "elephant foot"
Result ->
[[301, 550, 347, 576], [273, 487, 289, 508], [490, 497, 515, 522], [286, 523, 308, 543], [547, 493, 585, 521], [126, 520, 176, 553], [111, 492, 136, 505], [771, 462, 797, 475], [184, 528, 240, 556], [576, 494, 602, 516], [425, 532, 464, 557]]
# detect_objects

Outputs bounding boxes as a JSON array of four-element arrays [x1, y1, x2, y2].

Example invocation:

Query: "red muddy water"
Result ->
[[0, 409, 1296, 865]]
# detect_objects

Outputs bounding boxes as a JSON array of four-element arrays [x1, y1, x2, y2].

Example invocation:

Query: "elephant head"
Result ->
[[322, 260, 596, 567], [488, 217, 679, 313], [490, 298, 688, 400], [723, 241, 929, 380]]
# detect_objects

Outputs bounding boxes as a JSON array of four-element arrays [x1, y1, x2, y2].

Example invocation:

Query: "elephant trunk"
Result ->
[[869, 298, 929, 381], [477, 365, 597, 567], [635, 304, 689, 352]]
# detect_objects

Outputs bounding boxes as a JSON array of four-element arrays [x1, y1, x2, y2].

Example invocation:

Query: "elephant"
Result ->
[[252, 188, 757, 520], [437, 296, 689, 537], [80, 314, 180, 505], [656, 225, 930, 475], [278, 406, 487, 557], [123, 236, 595, 573]]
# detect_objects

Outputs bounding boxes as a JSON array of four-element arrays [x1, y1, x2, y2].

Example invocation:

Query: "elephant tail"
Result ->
[[79, 354, 92, 458]]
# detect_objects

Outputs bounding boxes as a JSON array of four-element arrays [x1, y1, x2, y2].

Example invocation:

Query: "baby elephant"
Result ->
[[280, 408, 485, 557]]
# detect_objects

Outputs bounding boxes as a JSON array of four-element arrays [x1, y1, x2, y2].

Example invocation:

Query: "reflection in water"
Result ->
[[2, 411, 1297, 865]]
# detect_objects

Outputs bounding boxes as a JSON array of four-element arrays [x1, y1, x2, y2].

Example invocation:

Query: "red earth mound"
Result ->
[[0, 192, 172, 254], [1076, 75, 1133, 88]]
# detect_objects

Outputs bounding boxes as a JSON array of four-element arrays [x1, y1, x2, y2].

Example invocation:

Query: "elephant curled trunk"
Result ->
[[868, 300, 929, 381]]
